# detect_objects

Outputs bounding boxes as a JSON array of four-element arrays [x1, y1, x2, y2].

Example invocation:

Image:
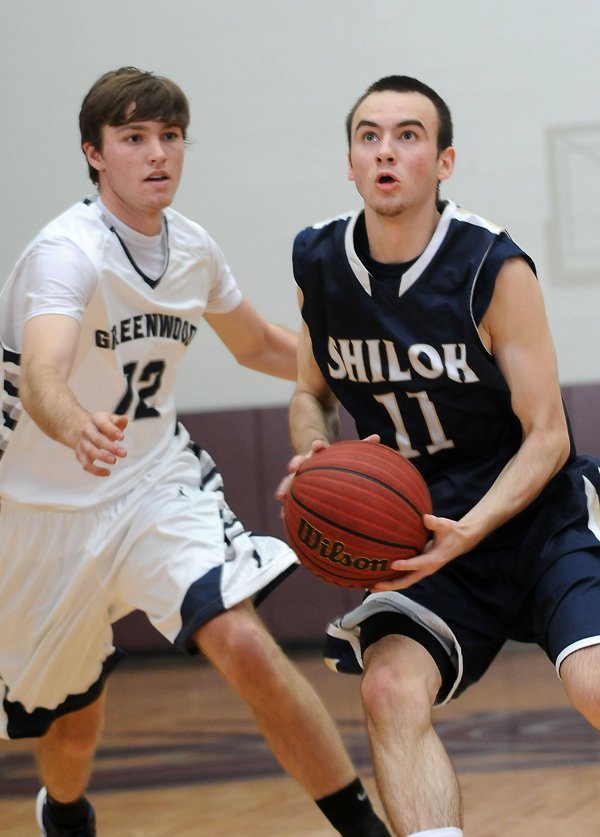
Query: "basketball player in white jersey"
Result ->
[[0, 67, 390, 837]]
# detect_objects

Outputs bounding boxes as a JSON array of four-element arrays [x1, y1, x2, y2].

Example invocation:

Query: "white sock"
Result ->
[[407, 829, 463, 837]]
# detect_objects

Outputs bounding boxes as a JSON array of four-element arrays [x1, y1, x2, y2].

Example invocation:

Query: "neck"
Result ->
[[98, 190, 164, 236], [363, 201, 441, 264]]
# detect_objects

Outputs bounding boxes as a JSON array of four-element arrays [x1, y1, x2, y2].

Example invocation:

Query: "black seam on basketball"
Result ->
[[287, 489, 422, 551], [296, 464, 424, 518]]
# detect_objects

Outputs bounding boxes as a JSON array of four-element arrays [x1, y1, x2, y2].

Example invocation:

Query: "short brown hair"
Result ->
[[79, 66, 190, 185]]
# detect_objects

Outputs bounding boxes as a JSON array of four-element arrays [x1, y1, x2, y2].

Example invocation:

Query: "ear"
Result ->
[[347, 150, 355, 183], [437, 146, 455, 182], [82, 142, 105, 176]]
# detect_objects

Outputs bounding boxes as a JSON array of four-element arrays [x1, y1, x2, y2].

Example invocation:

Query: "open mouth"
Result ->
[[377, 174, 396, 184]]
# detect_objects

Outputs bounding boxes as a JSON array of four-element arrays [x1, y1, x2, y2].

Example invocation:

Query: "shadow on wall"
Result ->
[[113, 386, 600, 652]]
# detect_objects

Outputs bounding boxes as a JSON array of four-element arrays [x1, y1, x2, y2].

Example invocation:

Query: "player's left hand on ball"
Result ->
[[370, 513, 466, 591]]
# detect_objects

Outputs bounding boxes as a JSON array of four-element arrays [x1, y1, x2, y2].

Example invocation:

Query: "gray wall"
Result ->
[[3, 0, 600, 414]]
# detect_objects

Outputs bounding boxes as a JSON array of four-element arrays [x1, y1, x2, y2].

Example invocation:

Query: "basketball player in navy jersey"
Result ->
[[281, 75, 600, 836], [0, 68, 390, 836]]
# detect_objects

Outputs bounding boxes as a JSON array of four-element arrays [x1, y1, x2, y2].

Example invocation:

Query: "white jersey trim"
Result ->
[[340, 201, 508, 301]]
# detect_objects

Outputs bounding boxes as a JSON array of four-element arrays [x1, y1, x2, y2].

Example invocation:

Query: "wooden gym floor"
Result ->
[[2, 641, 600, 836]]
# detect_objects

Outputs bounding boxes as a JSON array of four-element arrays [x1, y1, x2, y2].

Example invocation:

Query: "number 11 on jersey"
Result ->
[[374, 390, 455, 458]]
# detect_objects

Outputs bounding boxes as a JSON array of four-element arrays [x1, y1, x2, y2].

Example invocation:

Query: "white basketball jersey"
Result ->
[[0, 199, 242, 507]]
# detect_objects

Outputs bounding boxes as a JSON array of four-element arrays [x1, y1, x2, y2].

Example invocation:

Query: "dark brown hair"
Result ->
[[79, 66, 190, 184], [345, 75, 453, 153]]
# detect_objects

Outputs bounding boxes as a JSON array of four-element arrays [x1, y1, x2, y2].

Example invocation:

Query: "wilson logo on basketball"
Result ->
[[297, 517, 390, 573]]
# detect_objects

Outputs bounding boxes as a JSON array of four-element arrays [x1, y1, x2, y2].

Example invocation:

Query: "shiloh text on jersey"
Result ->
[[327, 336, 480, 384]]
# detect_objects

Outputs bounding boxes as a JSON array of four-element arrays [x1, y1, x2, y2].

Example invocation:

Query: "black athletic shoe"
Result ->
[[36, 788, 96, 836]]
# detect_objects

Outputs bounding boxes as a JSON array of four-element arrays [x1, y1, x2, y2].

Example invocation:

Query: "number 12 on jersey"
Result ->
[[115, 360, 166, 419]]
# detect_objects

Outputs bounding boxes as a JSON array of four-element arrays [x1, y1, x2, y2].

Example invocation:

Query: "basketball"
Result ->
[[283, 440, 432, 589]]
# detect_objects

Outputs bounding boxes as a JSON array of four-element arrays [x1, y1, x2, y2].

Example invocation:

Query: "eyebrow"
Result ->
[[116, 121, 180, 132], [354, 118, 426, 135], [115, 123, 148, 133]]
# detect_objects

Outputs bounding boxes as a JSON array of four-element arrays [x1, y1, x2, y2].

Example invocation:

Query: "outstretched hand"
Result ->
[[75, 412, 129, 476]]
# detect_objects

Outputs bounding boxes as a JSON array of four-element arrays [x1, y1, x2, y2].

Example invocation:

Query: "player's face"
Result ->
[[83, 119, 185, 234], [347, 91, 454, 220]]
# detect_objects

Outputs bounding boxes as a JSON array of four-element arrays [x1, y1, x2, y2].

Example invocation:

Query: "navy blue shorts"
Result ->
[[361, 455, 600, 701]]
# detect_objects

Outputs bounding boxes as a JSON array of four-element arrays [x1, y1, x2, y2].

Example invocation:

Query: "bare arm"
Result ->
[[460, 257, 569, 534], [274, 293, 342, 502], [289, 307, 341, 453], [20, 314, 128, 476], [204, 298, 298, 380], [376, 257, 571, 590]]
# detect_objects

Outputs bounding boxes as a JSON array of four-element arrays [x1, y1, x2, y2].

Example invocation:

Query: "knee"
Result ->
[[360, 638, 439, 733], [565, 686, 600, 730], [195, 605, 282, 686], [44, 698, 105, 757], [561, 646, 600, 729]]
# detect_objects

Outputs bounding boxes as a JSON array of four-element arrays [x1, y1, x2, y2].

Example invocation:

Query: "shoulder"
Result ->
[[294, 210, 357, 258], [444, 201, 536, 274], [163, 207, 217, 257], [40, 199, 110, 240], [450, 203, 538, 323], [448, 202, 529, 252], [25, 200, 113, 270], [295, 210, 356, 241], [6, 200, 105, 280], [448, 203, 506, 236], [443, 202, 507, 256]]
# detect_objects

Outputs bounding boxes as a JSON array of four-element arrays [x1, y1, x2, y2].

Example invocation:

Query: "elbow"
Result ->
[[550, 424, 572, 476], [292, 387, 336, 412], [18, 374, 34, 417], [236, 349, 297, 381], [557, 434, 572, 472], [235, 350, 257, 370]]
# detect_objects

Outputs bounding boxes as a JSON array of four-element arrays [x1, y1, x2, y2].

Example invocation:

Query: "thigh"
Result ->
[[396, 552, 513, 698], [0, 500, 121, 738], [559, 644, 600, 726], [335, 557, 509, 706]]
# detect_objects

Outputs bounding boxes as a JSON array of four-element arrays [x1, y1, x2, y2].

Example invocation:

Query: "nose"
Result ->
[[148, 136, 167, 164], [376, 135, 396, 164]]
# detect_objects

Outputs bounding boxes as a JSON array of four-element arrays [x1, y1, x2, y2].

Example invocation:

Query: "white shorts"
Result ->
[[0, 443, 297, 739]]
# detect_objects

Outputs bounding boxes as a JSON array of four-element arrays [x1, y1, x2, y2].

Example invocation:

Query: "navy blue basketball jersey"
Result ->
[[293, 200, 574, 520]]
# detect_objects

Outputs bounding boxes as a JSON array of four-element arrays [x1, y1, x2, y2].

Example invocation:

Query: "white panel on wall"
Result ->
[[547, 124, 600, 284]]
